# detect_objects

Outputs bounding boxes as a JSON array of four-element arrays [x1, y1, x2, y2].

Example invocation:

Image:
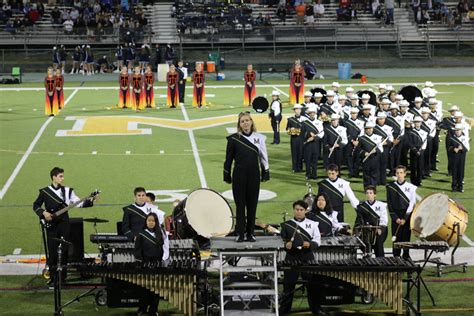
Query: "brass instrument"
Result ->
[[288, 127, 301, 136]]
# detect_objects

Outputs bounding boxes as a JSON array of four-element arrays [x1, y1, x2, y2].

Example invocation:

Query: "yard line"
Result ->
[[0, 88, 79, 200], [272, 86, 289, 97], [1, 81, 474, 91], [180, 104, 207, 188]]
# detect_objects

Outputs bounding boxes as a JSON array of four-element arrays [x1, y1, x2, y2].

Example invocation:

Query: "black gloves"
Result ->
[[261, 169, 270, 182], [224, 170, 232, 184]]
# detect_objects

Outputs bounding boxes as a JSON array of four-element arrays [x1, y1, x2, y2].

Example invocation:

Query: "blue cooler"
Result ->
[[338, 62, 352, 80]]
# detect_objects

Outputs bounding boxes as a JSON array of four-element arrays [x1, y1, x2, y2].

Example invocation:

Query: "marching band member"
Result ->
[[243, 64, 256, 107], [269, 90, 282, 144], [428, 99, 442, 171], [345, 87, 355, 104], [360, 93, 375, 116], [439, 105, 459, 176], [394, 94, 404, 107], [134, 212, 169, 316], [409, 97, 423, 117], [421, 107, 437, 177], [319, 90, 339, 125], [280, 200, 323, 315], [192, 63, 206, 108], [399, 100, 413, 167], [177, 60, 188, 106], [44, 67, 58, 116], [387, 165, 417, 258], [145, 192, 166, 225], [286, 104, 307, 173], [337, 94, 348, 119], [118, 66, 131, 109], [355, 186, 388, 257], [166, 64, 179, 108], [224, 112, 270, 242], [377, 84, 387, 105], [359, 103, 374, 123], [447, 124, 470, 192], [302, 91, 314, 117], [302, 104, 324, 180], [344, 107, 364, 178], [131, 66, 145, 111], [144, 65, 155, 108], [289, 61, 305, 105], [306, 192, 349, 237], [122, 187, 155, 241], [408, 116, 428, 186], [386, 103, 403, 176], [331, 81, 340, 102], [374, 112, 394, 185], [421, 81, 434, 98], [313, 92, 324, 108], [359, 121, 385, 187], [317, 164, 359, 222], [323, 114, 347, 170], [55, 68, 65, 110]]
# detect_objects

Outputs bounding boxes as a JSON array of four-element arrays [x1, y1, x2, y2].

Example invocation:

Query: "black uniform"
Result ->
[[279, 218, 321, 314], [122, 203, 150, 241], [355, 200, 388, 257], [446, 132, 469, 191], [317, 177, 359, 222], [269, 99, 282, 144], [306, 209, 334, 237], [301, 118, 323, 179], [386, 115, 402, 175], [323, 124, 346, 170], [439, 116, 456, 175], [177, 66, 187, 104], [386, 180, 417, 258], [374, 124, 392, 185], [33, 185, 93, 280], [344, 117, 363, 177], [430, 112, 441, 171], [358, 133, 383, 188], [134, 228, 165, 315], [224, 132, 269, 237], [407, 128, 428, 186], [286, 115, 306, 172]]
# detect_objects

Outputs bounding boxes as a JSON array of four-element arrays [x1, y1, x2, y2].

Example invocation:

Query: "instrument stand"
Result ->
[[403, 266, 422, 316], [425, 224, 468, 277], [410, 249, 437, 307]]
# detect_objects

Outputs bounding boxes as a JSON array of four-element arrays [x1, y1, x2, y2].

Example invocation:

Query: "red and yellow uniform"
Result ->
[[243, 70, 256, 107], [131, 73, 145, 110], [192, 70, 206, 107], [118, 73, 131, 108], [55, 74, 65, 109], [44, 75, 58, 116], [166, 71, 179, 108], [144, 72, 155, 108], [289, 67, 305, 105]]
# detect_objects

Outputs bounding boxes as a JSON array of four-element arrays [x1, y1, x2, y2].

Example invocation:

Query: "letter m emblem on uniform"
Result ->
[[254, 139, 260, 144], [306, 224, 312, 229], [405, 188, 410, 192]]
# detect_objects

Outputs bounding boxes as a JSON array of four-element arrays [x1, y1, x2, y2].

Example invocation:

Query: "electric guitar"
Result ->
[[40, 190, 100, 229]]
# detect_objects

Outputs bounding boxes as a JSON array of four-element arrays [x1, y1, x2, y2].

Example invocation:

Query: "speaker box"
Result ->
[[67, 218, 84, 263], [106, 278, 144, 307]]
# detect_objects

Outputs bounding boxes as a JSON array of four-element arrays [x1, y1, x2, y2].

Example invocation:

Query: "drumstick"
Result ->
[[392, 224, 401, 242]]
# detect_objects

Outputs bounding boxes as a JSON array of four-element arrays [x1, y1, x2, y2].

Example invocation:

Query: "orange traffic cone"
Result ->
[[361, 75, 367, 84]]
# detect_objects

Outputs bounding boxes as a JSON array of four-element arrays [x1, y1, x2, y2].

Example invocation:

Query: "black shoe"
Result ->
[[432, 167, 439, 171], [313, 306, 328, 315], [235, 235, 245, 243], [246, 234, 256, 242], [458, 187, 464, 193]]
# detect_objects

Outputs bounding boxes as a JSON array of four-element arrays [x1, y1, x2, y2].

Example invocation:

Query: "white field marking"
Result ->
[[33, 109, 37, 111], [125, 151, 131, 154], [272, 86, 289, 97], [180, 103, 207, 188], [159, 150, 165, 154], [8, 108, 12, 111], [184, 149, 206, 152], [91, 151, 97, 155], [58, 152, 64, 156], [0, 88, 79, 199], [13, 248, 21, 255], [227, 127, 237, 134], [2, 82, 474, 91]]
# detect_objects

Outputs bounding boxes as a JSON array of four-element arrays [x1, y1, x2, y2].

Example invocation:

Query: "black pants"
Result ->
[[290, 136, 304, 172], [294, 85, 301, 104], [195, 86, 203, 106], [120, 89, 128, 107], [271, 115, 281, 144], [379, 146, 389, 185], [362, 154, 380, 188], [374, 226, 388, 258], [452, 151, 466, 190], [232, 168, 260, 236], [145, 88, 153, 107], [46, 219, 70, 281], [138, 288, 160, 314], [392, 213, 411, 258], [400, 136, 410, 168], [333, 203, 344, 222], [347, 143, 360, 177], [431, 134, 439, 170], [389, 143, 401, 174], [328, 147, 343, 172], [446, 136, 452, 175], [178, 80, 186, 103], [245, 84, 254, 106], [303, 139, 320, 179], [280, 253, 320, 314], [423, 137, 433, 176], [169, 86, 178, 107], [410, 150, 424, 186]]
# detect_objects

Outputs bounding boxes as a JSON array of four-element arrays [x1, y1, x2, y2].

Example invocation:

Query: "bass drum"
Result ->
[[410, 193, 468, 246], [252, 96, 269, 113], [172, 188, 234, 245]]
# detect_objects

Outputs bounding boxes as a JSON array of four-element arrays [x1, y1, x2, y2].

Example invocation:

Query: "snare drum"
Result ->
[[172, 188, 234, 241], [411, 193, 468, 246]]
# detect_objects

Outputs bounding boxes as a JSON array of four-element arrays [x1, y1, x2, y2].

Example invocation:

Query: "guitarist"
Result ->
[[32, 167, 95, 283]]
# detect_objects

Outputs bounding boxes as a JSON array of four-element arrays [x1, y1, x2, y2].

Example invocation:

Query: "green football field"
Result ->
[[0, 76, 473, 256]]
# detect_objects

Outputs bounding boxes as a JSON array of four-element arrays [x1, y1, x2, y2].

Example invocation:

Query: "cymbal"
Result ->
[[83, 217, 109, 223], [50, 237, 72, 246]]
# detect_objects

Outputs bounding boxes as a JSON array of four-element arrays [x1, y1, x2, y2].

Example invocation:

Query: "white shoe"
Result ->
[[319, 74, 325, 79]]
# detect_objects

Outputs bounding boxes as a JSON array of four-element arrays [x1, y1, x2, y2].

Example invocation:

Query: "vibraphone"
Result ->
[[279, 257, 421, 314], [394, 240, 450, 252], [315, 236, 363, 261], [76, 260, 202, 315]]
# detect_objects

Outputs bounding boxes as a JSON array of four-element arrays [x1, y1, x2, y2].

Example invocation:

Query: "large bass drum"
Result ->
[[172, 188, 234, 244], [410, 193, 468, 246]]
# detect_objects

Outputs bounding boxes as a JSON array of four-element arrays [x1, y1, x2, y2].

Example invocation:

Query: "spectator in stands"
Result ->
[[337, 4, 353, 20], [70, 7, 79, 22], [264, 14, 272, 25], [412, 0, 421, 22], [440, 3, 449, 23], [51, 6, 61, 25], [61, 8, 70, 24], [164, 44, 174, 64], [296, 2, 306, 24], [154, 44, 162, 69], [2, 2, 12, 18], [447, 8, 455, 27], [63, 16, 74, 35], [276, 4, 287, 23], [73, 0, 82, 9], [340, 0, 351, 8], [255, 12, 265, 25], [419, 8, 430, 23], [314, 0, 325, 17], [386, 0, 394, 23], [372, 0, 380, 15], [38, 2, 44, 17], [13, 15, 22, 31], [306, 2, 315, 23], [5, 18, 16, 37]]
